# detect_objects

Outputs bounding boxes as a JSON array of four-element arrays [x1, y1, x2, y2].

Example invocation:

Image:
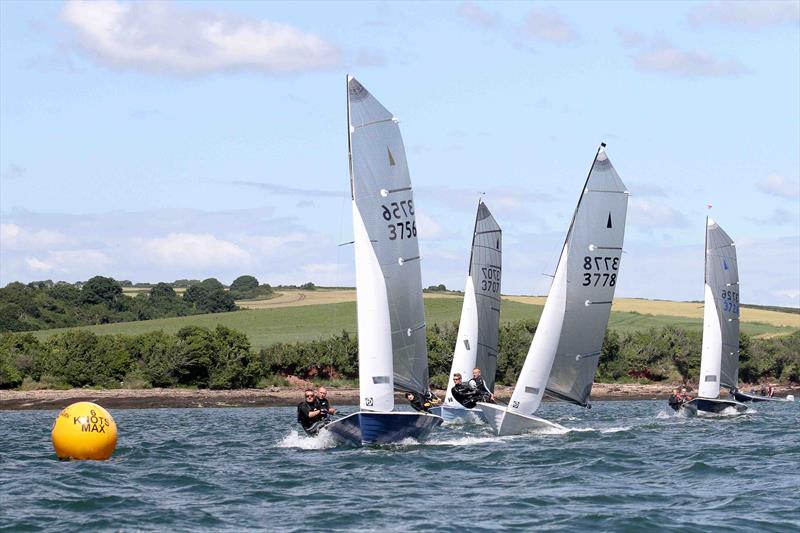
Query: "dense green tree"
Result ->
[[81, 276, 123, 306], [183, 278, 236, 313], [230, 275, 259, 297]]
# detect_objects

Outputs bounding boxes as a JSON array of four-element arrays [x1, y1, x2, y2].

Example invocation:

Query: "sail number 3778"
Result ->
[[582, 256, 619, 287], [381, 201, 417, 241]]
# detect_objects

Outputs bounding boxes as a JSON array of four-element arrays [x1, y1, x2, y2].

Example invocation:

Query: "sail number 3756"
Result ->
[[583, 256, 619, 287], [382, 201, 417, 240]]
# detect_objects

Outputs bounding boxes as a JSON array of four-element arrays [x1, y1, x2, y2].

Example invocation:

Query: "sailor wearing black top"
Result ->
[[450, 373, 481, 409], [297, 389, 327, 435], [469, 367, 495, 403], [315, 386, 337, 416]]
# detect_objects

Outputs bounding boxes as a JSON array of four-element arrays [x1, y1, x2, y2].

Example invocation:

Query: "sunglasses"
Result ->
[[305, 395, 315, 398]]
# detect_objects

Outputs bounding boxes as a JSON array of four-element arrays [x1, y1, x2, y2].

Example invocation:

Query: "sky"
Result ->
[[1, 0, 798, 306]]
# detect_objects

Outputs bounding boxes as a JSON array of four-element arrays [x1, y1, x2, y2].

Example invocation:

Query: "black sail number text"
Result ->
[[582, 255, 619, 287], [382, 200, 417, 241], [481, 267, 501, 292]]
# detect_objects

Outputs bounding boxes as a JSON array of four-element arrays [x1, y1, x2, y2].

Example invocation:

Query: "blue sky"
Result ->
[[1, 0, 798, 305]]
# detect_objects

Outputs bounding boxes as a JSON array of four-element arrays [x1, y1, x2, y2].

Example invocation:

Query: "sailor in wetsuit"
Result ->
[[667, 388, 683, 411], [315, 386, 337, 416], [469, 367, 495, 403], [297, 389, 328, 436], [450, 373, 482, 409], [405, 392, 432, 412]]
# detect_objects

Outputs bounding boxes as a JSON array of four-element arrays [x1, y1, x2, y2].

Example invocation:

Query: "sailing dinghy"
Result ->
[[322, 76, 443, 445], [431, 200, 502, 424], [731, 389, 794, 403], [478, 144, 629, 435], [679, 218, 748, 417]]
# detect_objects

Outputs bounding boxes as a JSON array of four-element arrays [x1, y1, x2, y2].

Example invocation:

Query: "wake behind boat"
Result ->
[[431, 200, 502, 425], [479, 144, 629, 435], [322, 76, 442, 446], [677, 218, 748, 418]]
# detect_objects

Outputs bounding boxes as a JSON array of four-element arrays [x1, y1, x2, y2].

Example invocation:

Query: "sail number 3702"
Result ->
[[583, 256, 619, 287], [382, 201, 417, 240]]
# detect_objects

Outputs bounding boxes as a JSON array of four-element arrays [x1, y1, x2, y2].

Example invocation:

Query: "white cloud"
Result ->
[[628, 198, 689, 228], [415, 210, 443, 240], [689, 1, 800, 30], [521, 8, 579, 43], [1, 223, 71, 250], [140, 233, 251, 267], [616, 28, 645, 48], [23, 249, 112, 276], [457, 2, 502, 30], [633, 42, 748, 77], [2, 164, 26, 180], [756, 173, 799, 200], [775, 289, 800, 301], [26, 257, 54, 272], [61, 0, 340, 76]]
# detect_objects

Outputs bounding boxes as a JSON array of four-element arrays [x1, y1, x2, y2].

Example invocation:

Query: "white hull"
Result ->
[[680, 397, 749, 418], [430, 405, 486, 425], [477, 402, 565, 436]]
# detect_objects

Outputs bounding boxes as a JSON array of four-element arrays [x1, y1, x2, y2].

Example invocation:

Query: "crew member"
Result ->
[[315, 386, 337, 416], [668, 388, 683, 411], [468, 367, 495, 403], [297, 389, 327, 436], [767, 384, 775, 397], [405, 392, 432, 412], [450, 373, 481, 409], [681, 387, 693, 401]]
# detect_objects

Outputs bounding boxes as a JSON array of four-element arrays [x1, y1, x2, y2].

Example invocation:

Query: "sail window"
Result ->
[[704, 375, 717, 382], [463, 339, 470, 350], [372, 376, 391, 384], [524, 387, 540, 395]]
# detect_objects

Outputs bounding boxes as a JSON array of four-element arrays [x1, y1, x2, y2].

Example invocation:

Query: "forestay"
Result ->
[[545, 149, 629, 406], [698, 218, 740, 397], [347, 76, 430, 407], [445, 201, 502, 404]]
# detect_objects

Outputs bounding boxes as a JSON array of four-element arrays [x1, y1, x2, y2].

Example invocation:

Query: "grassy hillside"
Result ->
[[31, 293, 796, 350]]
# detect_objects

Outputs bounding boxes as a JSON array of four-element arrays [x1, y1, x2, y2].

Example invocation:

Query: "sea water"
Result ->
[[1, 400, 798, 531]]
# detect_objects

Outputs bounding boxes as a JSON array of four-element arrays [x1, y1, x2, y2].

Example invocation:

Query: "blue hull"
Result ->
[[323, 411, 443, 446]]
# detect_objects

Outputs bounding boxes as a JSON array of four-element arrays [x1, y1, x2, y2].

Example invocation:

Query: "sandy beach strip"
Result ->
[[2, 383, 797, 410]]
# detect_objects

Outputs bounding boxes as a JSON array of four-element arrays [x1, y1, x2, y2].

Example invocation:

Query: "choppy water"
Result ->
[[1, 400, 799, 532]]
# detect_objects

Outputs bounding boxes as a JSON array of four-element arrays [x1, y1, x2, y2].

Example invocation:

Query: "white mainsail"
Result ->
[[445, 200, 502, 406], [347, 76, 430, 412], [698, 218, 740, 399], [506, 145, 629, 420]]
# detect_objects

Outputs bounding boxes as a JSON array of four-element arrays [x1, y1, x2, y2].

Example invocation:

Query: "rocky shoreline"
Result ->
[[2, 383, 797, 410]]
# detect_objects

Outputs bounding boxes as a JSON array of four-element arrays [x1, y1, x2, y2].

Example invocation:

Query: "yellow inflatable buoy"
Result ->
[[51, 402, 118, 460]]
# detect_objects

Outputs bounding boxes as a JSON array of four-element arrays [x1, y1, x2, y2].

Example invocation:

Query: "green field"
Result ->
[[30, 297, 795, 350]]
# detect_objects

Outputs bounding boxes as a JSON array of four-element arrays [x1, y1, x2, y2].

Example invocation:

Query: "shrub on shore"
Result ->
[[0, 324, 797, 390]]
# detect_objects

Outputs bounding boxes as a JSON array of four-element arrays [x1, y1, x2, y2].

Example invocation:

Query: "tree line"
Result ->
[[0, 275, 274, 333], [1, 321, 797, 390]]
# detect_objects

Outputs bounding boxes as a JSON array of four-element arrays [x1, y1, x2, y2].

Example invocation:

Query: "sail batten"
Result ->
[[348, 76, 430, 402]]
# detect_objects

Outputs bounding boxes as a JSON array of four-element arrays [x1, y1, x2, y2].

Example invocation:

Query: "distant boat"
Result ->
[[678, 218, 749, 417], [322, 76, 443, 445], [731, 389, 795, 403], [430, 200, 502, 424], [478, 144, 629, 435]]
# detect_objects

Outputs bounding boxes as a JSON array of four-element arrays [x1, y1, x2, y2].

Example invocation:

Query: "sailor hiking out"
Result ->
[[297, 389, 331, 436]]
